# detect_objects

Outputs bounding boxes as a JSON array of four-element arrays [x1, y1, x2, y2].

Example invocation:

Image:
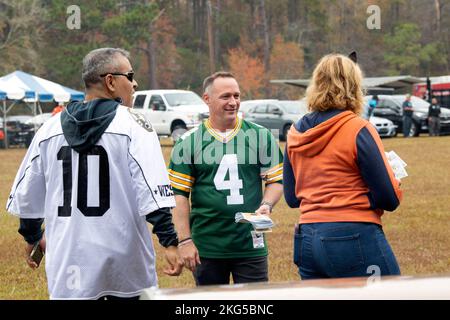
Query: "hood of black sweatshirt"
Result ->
[[60, 98, 120, 153]]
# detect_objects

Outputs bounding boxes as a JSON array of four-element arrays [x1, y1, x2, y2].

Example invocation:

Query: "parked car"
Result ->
[[2, 115, 35, 147], [132, 90, 209, 141], [369, 116, 397, 138], [367, 95, 450, 136], [240, 100, 309, 141], [242, 99, 397, 140]]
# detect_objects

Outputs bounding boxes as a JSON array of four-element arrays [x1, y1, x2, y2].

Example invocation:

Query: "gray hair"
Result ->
[[82, 48, 130, 88]]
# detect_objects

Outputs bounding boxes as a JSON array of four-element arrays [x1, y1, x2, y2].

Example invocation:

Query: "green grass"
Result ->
[[1, 136, 449, 299]]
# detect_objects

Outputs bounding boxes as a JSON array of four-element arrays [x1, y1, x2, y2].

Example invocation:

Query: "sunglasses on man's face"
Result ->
[[100, 71, 135, 82]]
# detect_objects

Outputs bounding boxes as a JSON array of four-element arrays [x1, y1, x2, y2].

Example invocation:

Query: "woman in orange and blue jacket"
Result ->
[[283, 53, 402, 279]]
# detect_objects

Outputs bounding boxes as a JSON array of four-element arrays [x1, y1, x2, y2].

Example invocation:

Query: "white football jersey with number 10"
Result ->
[[6, 105, 175, 299]]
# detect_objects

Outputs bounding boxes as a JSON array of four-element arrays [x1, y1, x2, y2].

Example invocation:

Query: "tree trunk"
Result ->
[[288, 0, 300, 26], [206, 0, 215, 73], [434, 0, 441, 33], [214, 0, 221, 68], [249, 0, 257, 42], [193, 0, 199, 35], [259, 0, 270, 96], [259, 0, 270, 72], [146, 37, 158, 89]]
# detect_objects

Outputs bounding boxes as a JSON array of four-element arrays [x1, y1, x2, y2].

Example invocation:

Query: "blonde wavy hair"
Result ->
[[306, 54, 364, 115]]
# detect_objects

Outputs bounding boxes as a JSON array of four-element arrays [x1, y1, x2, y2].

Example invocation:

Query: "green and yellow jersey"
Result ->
[[168, 118, 283, 258]]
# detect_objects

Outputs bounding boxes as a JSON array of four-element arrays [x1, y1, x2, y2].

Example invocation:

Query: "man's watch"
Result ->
[[260, 201, 273, 213]]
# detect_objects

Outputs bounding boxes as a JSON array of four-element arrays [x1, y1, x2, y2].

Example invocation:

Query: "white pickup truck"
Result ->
[[132, 89, 209, 141]]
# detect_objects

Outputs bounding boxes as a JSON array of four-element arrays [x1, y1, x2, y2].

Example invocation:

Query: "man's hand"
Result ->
[[163, 246, 184, 276], [25, 235, 46, 269], [255, 204, 272, 216], [178, 241, 201, 272]]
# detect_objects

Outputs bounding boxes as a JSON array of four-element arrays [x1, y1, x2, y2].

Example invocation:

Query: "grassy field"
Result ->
[[1, 135, 449, 299]]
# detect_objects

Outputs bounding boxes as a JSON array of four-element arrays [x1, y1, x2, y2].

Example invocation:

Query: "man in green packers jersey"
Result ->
[[168, 71, 283, 285]]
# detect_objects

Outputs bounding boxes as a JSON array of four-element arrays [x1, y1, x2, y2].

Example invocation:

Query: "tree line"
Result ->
[[1, 0, 449, 99]]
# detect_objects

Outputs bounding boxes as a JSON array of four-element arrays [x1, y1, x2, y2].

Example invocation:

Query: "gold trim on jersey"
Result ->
[[265, 174, 283, 184], [168, 169, 195, 183], [170, 180, 191, 193], [261, 163, 283, 184], [261, 163, 282, 176], [204, 117, 242, 143], [168, 169, 194, 192], [169, 175, 193, 187]]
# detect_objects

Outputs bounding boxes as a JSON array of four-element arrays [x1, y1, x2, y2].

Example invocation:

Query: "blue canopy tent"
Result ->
[[0, 71, 84, 148], [0, 71, 84, 102]]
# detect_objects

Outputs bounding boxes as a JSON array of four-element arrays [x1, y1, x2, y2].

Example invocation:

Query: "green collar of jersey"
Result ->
[[204, 117, 242, 143]]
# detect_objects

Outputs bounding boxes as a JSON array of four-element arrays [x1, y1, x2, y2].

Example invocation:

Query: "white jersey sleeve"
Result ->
[[126, 109, 175, 216], [6, 131, 46, 218]]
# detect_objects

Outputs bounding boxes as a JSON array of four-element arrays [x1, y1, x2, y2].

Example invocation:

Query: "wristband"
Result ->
[[178, 239, 193, 247], [178, 237, 192, 245]]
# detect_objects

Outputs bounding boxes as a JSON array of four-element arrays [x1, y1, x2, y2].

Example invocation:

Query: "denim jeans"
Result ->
[[403, 116, 412, 137], [293, 222, 400, 279]]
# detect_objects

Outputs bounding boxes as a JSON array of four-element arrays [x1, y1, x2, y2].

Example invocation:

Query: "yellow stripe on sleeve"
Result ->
[[169, 176, 193, 188], [168, 169, 195, 182], [266, 167, 283, 179], [265, 174, 283, 184], [168, 173, 194, 186], [170, 181, 191, 193]]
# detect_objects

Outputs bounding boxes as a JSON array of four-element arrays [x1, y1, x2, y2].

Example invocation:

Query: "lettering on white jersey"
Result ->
[[153, 184, 175, 197], [128, 108, 153, 132]]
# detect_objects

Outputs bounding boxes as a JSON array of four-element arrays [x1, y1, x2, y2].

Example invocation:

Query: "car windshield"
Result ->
[[163, 92, 204, 107], [280, 101, 308, 114]]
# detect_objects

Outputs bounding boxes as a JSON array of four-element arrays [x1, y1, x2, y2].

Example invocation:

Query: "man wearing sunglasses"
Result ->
[[8, 48, 183, 299]]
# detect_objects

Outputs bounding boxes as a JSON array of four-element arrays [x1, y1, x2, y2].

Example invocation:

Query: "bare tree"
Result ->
[[136, 9, 165, 89], [206, 0, 215, 73], [214, 0, 221, 68], [0, 0, 45, 74], [259, 0, 270, 72], [434, 0, 441, 33]]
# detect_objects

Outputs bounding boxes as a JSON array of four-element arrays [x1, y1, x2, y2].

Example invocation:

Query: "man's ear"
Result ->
[[348, 51, 357, 63], [202, 92, 210, 105], [104, 74, 116, 92]]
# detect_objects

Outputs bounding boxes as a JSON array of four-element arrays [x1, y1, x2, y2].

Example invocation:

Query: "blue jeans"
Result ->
[[293, 222, 400, 279], [403, 116, 412, 137]]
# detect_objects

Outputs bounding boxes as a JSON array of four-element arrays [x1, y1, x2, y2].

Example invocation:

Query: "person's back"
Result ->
[[7, 48, 181, 299], [286, 109, 399, 225], [283, 53, 402, 280], [7, 100, 174, 299]]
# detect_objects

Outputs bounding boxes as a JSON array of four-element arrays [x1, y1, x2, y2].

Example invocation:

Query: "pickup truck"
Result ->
[[132, 89, 209, 141]]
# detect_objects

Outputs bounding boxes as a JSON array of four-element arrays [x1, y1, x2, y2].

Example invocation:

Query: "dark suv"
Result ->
[[370, 95, 450, 136]]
